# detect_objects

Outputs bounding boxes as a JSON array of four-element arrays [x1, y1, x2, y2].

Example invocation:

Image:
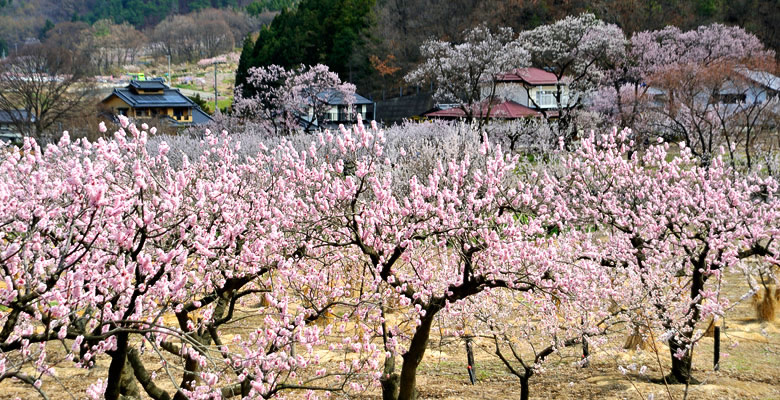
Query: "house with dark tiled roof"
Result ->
[[100, 78, 212, 126], [0, 109, 33, 145]]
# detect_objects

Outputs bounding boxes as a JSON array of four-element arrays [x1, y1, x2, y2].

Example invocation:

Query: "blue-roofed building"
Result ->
[[100, 78, 212, 126], [0, 109, 33, 145]]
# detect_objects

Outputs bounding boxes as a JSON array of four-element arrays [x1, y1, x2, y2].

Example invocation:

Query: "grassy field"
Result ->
[[173, 82, 207, 91], [206, 97, 233, 113]]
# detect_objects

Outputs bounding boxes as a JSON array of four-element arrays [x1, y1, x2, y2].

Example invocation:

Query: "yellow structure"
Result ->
[[100, 78, 212, 126]]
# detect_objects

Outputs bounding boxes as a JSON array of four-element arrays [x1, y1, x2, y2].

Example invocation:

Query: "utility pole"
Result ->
[[212, 60, 225, 114], [167, 54, 171, 84]]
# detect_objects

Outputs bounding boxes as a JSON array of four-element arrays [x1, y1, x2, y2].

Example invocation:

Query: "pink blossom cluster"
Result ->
[[0, 118, 777, 399]]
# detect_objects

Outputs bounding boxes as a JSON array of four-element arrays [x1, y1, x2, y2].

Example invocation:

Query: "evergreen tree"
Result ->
[[188, 0, 212, 12], [235, 0, 375, 96], [235, 35, 256, 97], [39, 19, 55, 39]]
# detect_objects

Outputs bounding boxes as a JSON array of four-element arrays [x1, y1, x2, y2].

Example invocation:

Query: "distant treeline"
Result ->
[[236, 0, 373, 97], [246, 0, 300, 15], [75, 0, 243, 27], [237, 0, 779, 99], [0, 0, 294, 50], [3, 8, 262, 72], [78, 0, 299, 26]]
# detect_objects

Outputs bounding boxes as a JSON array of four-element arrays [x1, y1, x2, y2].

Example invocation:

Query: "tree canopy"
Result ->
[[245, 0, 299, 15], [71, 0, 243, 27], [235, 0, 374, 93]]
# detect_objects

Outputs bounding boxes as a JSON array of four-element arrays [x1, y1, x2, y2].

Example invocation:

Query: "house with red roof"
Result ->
[[424, 67, 568, 120]]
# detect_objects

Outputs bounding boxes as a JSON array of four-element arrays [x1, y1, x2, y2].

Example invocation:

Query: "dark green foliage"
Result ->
[[188, 93, 209, 110], [0, 0, 10, 8], [77, 0, 240, 28], [246, 0, 299, 15], [695, 0, 721, 17], [39, 19, 55, 39], [723, 0, 779, 59], [235, 35, 255, 97], [83, 0, 174, 27], [235, 0, 375, 95], [189, 0, 212, 12]]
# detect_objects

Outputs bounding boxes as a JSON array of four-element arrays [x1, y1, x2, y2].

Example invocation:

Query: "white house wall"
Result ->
[[481, 82, 571, 109], [317, 104, 370, 122], [482, 82, 529, 105]]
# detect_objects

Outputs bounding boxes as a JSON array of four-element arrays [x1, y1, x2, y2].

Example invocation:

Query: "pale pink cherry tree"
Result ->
[[598, 24, 777, 168], [0, 133, 124, 398], [232, 64, 299, 135], [0, 120, 381, 400], [405, 25, 529, 129], [128, 129, 382, 400], [288, 64, 356, 132], [589, 83, 657, 154], [701, 61, 779, 171], [274, 116, 567, 400], [444, 232, 624, 400], [233, 64, 355, 135], [517, 13, 626, 142], [196, 52, 240, 67], [552, 129, 780, 384]]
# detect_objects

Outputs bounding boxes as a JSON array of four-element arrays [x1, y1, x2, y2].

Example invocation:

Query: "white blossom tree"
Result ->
[[517, 13, 626, 142], [233, 64, 355, 135], [405, 25, 529, 129]]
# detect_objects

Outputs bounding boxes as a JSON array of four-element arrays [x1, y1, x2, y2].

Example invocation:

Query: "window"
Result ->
[[337, 105, 349, 122], [321, 108, 336, 121], [713, 93, 746, 104], [535, 90, 556, 108], [174, 108, 189, 121]]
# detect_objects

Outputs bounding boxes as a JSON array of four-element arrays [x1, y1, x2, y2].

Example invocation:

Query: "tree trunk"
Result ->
[[581, 334, 590, 367], [666, 260, 706, 384], [119, 358, 141, 398], [381, 353, 399, 400], [519, 375, 530, 400], [172, 349, 201, 400], [666, 335, 697, 384], [396, 312, 436, 400], [105, 332, 129, 400], [713, 326, 721, 371]]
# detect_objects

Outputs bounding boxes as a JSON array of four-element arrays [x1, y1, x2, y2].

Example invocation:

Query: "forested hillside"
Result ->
[[235, 0, 374, 96], [0, 0, 297, 48], [237, 0, 779, 97]]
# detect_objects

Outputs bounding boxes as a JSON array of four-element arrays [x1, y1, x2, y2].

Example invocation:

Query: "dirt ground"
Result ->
[[399, 272, 780, 400], [404, 315, 780, 400], [2, 272, 779, 400]]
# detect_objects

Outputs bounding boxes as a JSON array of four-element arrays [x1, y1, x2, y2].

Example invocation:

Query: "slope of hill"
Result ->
[[0, 0, 295, 46]]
